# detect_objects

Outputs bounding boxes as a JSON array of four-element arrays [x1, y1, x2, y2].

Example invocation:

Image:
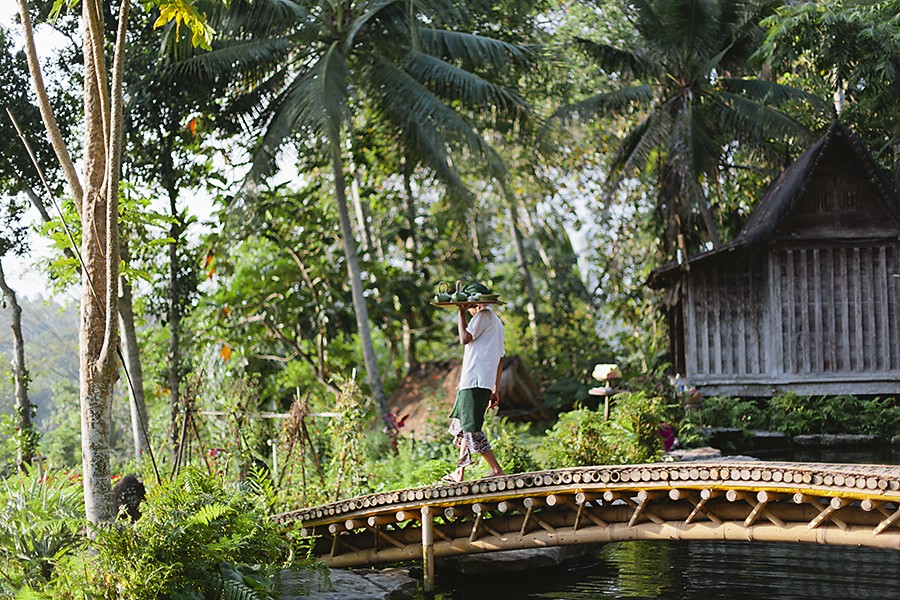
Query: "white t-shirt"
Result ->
[[458, 308, 505, 390]]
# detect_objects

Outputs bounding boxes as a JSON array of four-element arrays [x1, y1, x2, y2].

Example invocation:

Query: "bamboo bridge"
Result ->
[[277, 461, 900, 591]]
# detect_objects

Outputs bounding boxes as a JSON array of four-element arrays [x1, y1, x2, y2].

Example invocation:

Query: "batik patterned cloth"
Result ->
[[448, 418, 492, 468]]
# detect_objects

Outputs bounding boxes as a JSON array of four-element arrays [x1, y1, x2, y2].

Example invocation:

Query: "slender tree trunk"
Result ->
[[15, 0, 83, 212], [501, 182, 539, 355], [693, 179, 721, 248], [328, 134, 387, 417], [518, 202, 554, 274], [351, 172, 373, 257], [118, 255, 150, 460], [0, 260, 35, 471], [167, 191, 181, 461], [401, 168, 418, 372]]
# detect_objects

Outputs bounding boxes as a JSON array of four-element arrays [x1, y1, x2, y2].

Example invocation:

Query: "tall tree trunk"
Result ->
[[167, 191, 181, 461], [501, 182, 539, 354], [158, 126, 184, 463], [118, 254, 150, 460], [351, 172, 373, 257], [328, 134, 387, 417], [400, 168, 418, 372], [518, 202, 554, 274], [80, 0, 126, 526], [21, 0, 127, 526], [0, 260, 35, 471]]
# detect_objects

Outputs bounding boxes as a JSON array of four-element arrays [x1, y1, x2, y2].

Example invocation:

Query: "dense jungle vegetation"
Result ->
[[2, 0, 900, 595]]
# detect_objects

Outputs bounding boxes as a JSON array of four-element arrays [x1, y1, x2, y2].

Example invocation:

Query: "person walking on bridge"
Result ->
[[442, 301, 506, 483]]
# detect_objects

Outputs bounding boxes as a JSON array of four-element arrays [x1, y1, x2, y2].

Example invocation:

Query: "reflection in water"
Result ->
[[431, 540, 900, 600]]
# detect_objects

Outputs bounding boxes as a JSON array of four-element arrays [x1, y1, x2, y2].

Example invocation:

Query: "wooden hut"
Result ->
[[649, 121, 900, 397]]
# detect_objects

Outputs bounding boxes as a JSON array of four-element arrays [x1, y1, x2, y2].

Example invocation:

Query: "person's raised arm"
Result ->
[[458, 305, 474, 345]]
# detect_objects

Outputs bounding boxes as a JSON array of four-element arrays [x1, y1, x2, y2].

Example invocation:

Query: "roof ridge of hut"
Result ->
[[648, 120, 900, 289]]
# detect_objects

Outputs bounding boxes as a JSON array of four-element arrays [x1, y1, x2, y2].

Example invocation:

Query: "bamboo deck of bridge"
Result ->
[[277, 461, 900, 590]]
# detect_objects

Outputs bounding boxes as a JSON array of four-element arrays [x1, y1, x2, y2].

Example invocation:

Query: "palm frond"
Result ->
[[610, 108, 674, 175], [179, 38, 293, 82], [571, 37, 657, 80], [721, 78, 829, 114], [420, 28, 535, 69], [404, 52, 527, 114], [370, 56, 505, 180], [345, 0, 407, 50], [214, 0, 313, 36], [246, 46, 349, 182], [553, 85, 654, 123], [716, 91, 812, 143], [651, 0, 725, 60], [396, 112, 468, 190]]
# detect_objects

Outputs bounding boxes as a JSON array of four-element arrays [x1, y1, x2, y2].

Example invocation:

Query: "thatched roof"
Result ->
[[648, 121, 900, 289]]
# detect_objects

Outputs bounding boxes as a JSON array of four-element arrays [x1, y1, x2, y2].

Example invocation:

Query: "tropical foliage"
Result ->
[[1, 0, 899, 592], [554, 0, 823, 256], [690, 393, 900, 439]]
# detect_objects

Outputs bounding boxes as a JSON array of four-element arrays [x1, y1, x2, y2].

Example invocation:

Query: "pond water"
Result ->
[[421, 447, 900, 600]]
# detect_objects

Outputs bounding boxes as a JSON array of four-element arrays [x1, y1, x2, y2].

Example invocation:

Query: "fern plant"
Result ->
[[47, 467, 321, 600], [0, 468, 84, 598]]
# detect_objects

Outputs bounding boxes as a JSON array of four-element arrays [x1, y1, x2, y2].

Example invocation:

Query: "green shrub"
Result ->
[[366, 435, 456, 491], [536, 391, 671, 469], [48, 467, 321, 600], [536, 409, 628, 468], [689, 396, 766, 430], [484, 417, 539, 476], [766, 393, 900, 438], [0, 469, 84, 597]]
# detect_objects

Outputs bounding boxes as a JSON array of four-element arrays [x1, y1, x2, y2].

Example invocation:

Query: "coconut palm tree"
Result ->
[[187, 0, 532, 416], [555, 0, 823, 257]]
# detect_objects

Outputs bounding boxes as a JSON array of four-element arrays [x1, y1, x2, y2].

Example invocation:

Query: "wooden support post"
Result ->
[[606, 490, 664, 526], [808, 497, 846, 530], [523, 497, 556, 533], [628, 491, 657, 527], [422, 506, 435, 593], [683, 490, 722, 525], [330, 533, 340, 558], [744, 495, 770, 527], [366, 522, 405, 550], [520, 502, 535, 536], [574, 492, 609, 529], [873, 505, 900, 536], [795, 494, 848, 531], [471, 503, 503, 538], [469, 511, 485, 542]]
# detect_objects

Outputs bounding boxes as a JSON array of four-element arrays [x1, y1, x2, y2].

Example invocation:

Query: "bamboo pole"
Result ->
[[319, 520, 900, 568], [421, 506, 435, 592]]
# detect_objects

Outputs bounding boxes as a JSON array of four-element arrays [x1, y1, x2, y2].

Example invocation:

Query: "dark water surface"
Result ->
[[423, 448, 900, 600]]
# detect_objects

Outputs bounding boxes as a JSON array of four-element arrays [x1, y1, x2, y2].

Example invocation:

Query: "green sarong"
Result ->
[[449, 387, 491, 432]]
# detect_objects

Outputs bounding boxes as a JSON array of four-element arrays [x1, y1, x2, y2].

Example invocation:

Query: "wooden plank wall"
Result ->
[[685, 242, 900, 381], [771, 243, 900, 375], [686, 256, 767, 377]]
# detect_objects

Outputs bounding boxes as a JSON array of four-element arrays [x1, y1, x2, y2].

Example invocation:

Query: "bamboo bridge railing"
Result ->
[[276, 461, 900, 591]]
